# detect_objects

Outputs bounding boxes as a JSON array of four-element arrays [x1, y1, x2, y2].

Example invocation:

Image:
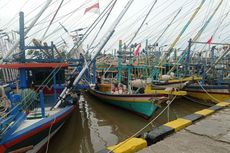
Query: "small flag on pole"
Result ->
[[84, 0, 100, 14], [134, 43, 141, 56], [207, 36, 213, 45]]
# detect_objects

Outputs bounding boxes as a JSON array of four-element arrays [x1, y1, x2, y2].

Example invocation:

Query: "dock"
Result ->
[[139, 102, 230, 153], [97, 100, 230, 153]]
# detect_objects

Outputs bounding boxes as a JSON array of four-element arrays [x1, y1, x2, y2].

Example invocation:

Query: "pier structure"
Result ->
[[97, 99, 230, 153], [139, 100, 230, 153]]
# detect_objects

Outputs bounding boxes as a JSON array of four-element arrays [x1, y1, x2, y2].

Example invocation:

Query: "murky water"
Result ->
[[47, 92, 207, 153]]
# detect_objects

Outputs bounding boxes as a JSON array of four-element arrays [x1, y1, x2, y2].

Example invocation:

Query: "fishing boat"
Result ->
[[184, 84, 230, 103], [90, 84, 161, 118], [131, 76, 202, 89], [183, 40, 230, 103], [90, 32, 189, 118], [90, 79, 187, 118], [0, 84, 77, 153], [0, 66, 78, 152], [0, 12, 80, 152]]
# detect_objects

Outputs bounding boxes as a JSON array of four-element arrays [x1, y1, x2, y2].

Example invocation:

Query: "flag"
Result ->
[[84, 1, 100, 14], [134, 43, 141, 56], [207, 36, 213, 45]]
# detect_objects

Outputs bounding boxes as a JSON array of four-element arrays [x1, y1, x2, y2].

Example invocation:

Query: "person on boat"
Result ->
[[112, 83, 119, 94], [95, 75, 101, 90], [118, 83, 123, 94]]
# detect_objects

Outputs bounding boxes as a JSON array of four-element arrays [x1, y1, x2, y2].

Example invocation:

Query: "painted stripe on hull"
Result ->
[[185, 89, 229, 95], [6, 118, 65, 153]]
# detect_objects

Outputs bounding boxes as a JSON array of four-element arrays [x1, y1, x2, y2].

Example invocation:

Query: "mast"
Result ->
[[1, 0, 53, 63], [53, 0, 135, 109], [154, 8, 182, 45], [167, 0, 223, 74], [158, 0, 206, 67]]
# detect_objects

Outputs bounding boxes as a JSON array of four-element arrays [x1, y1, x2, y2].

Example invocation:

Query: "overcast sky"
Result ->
[[1, 0, 230, 55]]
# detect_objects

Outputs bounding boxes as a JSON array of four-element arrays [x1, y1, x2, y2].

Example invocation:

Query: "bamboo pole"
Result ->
[[158, 0, 206, 67], [167, 0, 223, 74]]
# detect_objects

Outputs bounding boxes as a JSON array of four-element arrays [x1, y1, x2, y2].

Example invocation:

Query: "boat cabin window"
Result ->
[[32, 69, 65, 86]]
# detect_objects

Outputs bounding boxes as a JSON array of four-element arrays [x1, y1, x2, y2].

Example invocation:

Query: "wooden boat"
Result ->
[[0, 12, 80, 153], [151, 76, 202, 89], [0, 102, 76, 153], [90, 88, 159, 118], [184, 84, 230, 103], [90, 83, 187, 118], [0, 63, 78, 153]]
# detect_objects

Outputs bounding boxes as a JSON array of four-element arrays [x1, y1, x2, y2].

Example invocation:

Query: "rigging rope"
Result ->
[[126, 0, 158, 47], [88, 0, 117, 51], [41, 0, 65, 40], [197, 81, 221, 103]]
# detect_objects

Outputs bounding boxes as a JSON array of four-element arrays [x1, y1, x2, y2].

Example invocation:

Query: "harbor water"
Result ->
[[47, 92, 208, 153]]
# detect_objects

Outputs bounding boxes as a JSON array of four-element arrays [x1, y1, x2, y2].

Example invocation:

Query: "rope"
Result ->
[[126, 0, 157, 47], [45, 117, 56, 153], [88, 1, 117, 49], [41, 0, 65, 40], [108, 95, 177, 153], [197, 81, 221, 103]]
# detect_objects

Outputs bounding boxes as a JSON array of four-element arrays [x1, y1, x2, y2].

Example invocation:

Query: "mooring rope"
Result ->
[[45, 116, 57, 153], [197, 81, 221, 103], [108, 95, 177, 153]]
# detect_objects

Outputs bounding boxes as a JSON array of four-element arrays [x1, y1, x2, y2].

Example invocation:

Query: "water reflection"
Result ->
[[48, 93, 207, 153]]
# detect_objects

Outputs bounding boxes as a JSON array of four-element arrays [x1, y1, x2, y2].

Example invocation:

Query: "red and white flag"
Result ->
[[134, 43, 141, 56], [84, 0, 100, 14], [207, 36, 213, 45]]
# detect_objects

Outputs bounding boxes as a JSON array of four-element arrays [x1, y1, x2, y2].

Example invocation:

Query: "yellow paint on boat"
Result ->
[[187, 92, 230, 103], [107, 138, 147, 153], [216, 102, 230, 107], [164, 118, 192, 132], [195, 109, 214, 116], [145, 84, 187, 96], [167, 76, 202, 83], [99, 84, 111, 92]]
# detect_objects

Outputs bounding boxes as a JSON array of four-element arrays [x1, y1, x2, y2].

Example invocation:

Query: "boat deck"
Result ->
[[14, 95, 61, 133]]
